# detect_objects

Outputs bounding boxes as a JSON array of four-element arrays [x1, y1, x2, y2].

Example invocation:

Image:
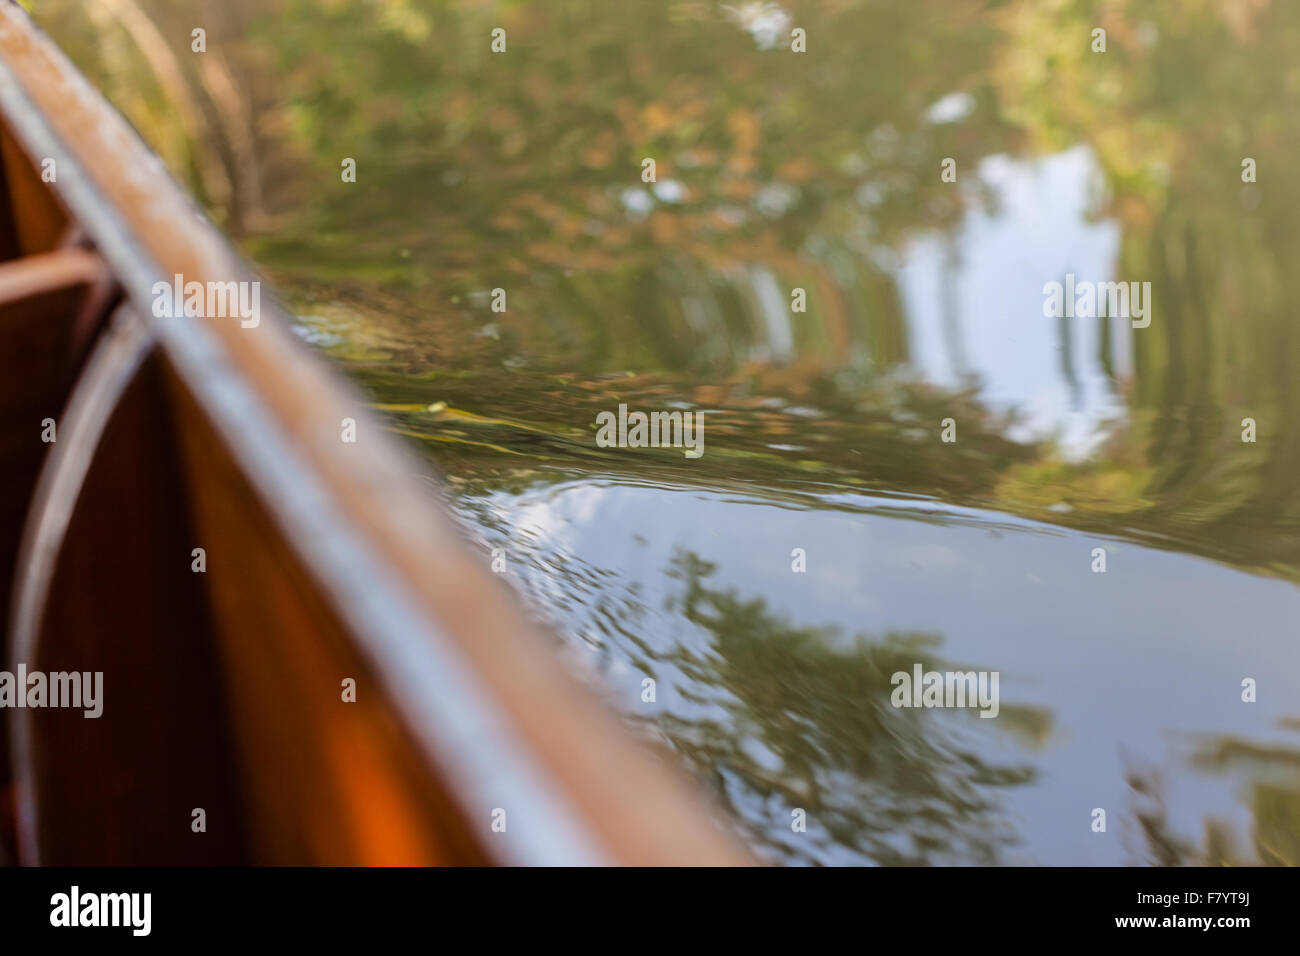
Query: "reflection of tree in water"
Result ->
[[451, 494, 1051, 864], [1124, 727, 1300, 866], [655, 546, 1050, 868], [41, 0, 1300, 582], [647, 550, 1049, 865]]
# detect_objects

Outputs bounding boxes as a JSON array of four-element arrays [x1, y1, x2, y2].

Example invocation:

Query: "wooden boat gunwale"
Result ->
[[0, 29, 606, 867], [0, 5, 746, 866]]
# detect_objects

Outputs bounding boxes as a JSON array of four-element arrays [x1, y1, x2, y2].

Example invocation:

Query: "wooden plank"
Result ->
[[165, 366, 489, 865], [0, 122, 66, 256]]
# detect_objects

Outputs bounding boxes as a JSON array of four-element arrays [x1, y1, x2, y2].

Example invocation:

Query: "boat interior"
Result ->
[[0, 104, 526, 864], [0, 38, 744, 865]]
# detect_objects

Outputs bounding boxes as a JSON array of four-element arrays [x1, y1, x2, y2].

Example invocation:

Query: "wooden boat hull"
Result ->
[[0, 6, 746, 866]]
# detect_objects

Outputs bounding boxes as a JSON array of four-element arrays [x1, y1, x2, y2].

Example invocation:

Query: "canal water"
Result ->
[[37, 0, 1300, 864]]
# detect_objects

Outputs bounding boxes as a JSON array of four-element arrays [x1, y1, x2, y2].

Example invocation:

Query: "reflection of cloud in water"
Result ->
[[723, 2, 793, 51], [456, 476, 1300, 864], [896, 146, 1129, 459]]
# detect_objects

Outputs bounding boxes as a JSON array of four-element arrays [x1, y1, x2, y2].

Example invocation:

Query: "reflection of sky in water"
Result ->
[[464, 479, 1300, 865], [897, 146, 1130, 459]]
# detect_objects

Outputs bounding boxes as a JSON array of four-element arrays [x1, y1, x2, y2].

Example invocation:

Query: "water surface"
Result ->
[[38, 0, 1300, 864]]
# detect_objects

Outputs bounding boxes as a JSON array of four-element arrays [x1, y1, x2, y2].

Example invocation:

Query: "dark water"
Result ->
[[38, 0, 1300, 865]]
